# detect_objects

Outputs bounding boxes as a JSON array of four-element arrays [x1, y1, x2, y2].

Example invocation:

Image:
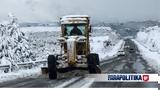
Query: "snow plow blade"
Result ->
[[41, 67, 48, 74]]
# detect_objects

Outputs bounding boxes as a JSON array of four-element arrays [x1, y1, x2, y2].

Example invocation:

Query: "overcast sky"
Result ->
[[0, 0, 159, 23]]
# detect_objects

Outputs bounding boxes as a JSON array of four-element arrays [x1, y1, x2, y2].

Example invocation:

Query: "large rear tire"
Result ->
[[87, 53, 101, 74], [48, 55, 57, 79]]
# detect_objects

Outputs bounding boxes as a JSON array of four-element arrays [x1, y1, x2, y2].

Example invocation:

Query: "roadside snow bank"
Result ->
[[135, 26, 160, 73], [0, 67, 41, 83], [133, 39, 160, 73], [136, 26, 160, 52], [90, 36, 124, 61]]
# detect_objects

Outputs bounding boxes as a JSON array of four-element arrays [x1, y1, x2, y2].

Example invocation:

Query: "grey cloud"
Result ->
[[0, 0, 159, 22]]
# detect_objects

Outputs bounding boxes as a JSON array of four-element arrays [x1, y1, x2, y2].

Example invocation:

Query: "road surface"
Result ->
[[91, 39, 157, 88], [0, 39, 158, 88]]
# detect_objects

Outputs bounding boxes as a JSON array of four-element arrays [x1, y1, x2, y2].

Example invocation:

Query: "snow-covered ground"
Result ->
[[0, 66, 41, 83], [136, 26, 160, 52], [90, 26, 124, 60], [133, 40, 160, 73], [134, 26, 160, 73], [25, 30, 60, 62], [90, 36, 124, 61], [0, 26, 123, 82]]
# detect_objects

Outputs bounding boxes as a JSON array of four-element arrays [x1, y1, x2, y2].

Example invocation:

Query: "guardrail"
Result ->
[[0, 60, 47, 73], [0, 65, 10, 73]]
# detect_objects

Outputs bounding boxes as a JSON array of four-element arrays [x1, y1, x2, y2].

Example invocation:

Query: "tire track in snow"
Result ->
[[55, 76, 95, 88], [55, 77, 83, 88]]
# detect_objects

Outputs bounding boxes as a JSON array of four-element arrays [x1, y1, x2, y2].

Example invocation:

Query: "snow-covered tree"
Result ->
[[0, 14, 34, 71]]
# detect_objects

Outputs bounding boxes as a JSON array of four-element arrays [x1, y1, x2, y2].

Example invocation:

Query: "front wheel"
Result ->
[[87, 53, 101, 74], [48, 55, 57, 79]]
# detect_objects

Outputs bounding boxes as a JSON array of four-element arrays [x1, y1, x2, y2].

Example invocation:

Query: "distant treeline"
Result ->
[[19, 22, 60, 27]]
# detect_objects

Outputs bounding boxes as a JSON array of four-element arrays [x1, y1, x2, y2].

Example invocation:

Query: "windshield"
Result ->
[[64, 24, 86, 36]]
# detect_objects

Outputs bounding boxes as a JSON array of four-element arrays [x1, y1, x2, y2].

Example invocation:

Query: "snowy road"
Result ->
[[91, 39, 157, 88], [0, 39, 158, 88]]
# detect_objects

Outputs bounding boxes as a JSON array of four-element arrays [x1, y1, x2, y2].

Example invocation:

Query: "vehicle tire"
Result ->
[[94, 54, 100, 65], [87, 53, 101, 74], [48, 55, 57, 79]]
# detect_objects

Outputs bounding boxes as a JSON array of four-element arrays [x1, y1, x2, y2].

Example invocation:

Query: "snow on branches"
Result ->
[[0, 14, 34, 71]]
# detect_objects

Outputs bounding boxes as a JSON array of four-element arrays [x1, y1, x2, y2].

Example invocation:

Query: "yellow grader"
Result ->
[[47, 15, 101, 79]]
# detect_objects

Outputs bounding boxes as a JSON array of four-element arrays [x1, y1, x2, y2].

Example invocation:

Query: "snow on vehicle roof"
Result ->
[[61, 17, 87, 21], [61, 15, 89, 24], [62, 15, 89, 18]]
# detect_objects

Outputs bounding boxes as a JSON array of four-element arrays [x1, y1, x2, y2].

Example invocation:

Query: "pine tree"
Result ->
[[0, 14, 34, 72]]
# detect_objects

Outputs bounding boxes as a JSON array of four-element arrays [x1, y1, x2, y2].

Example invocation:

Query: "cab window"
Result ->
[[64, 24, 85, 36]]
